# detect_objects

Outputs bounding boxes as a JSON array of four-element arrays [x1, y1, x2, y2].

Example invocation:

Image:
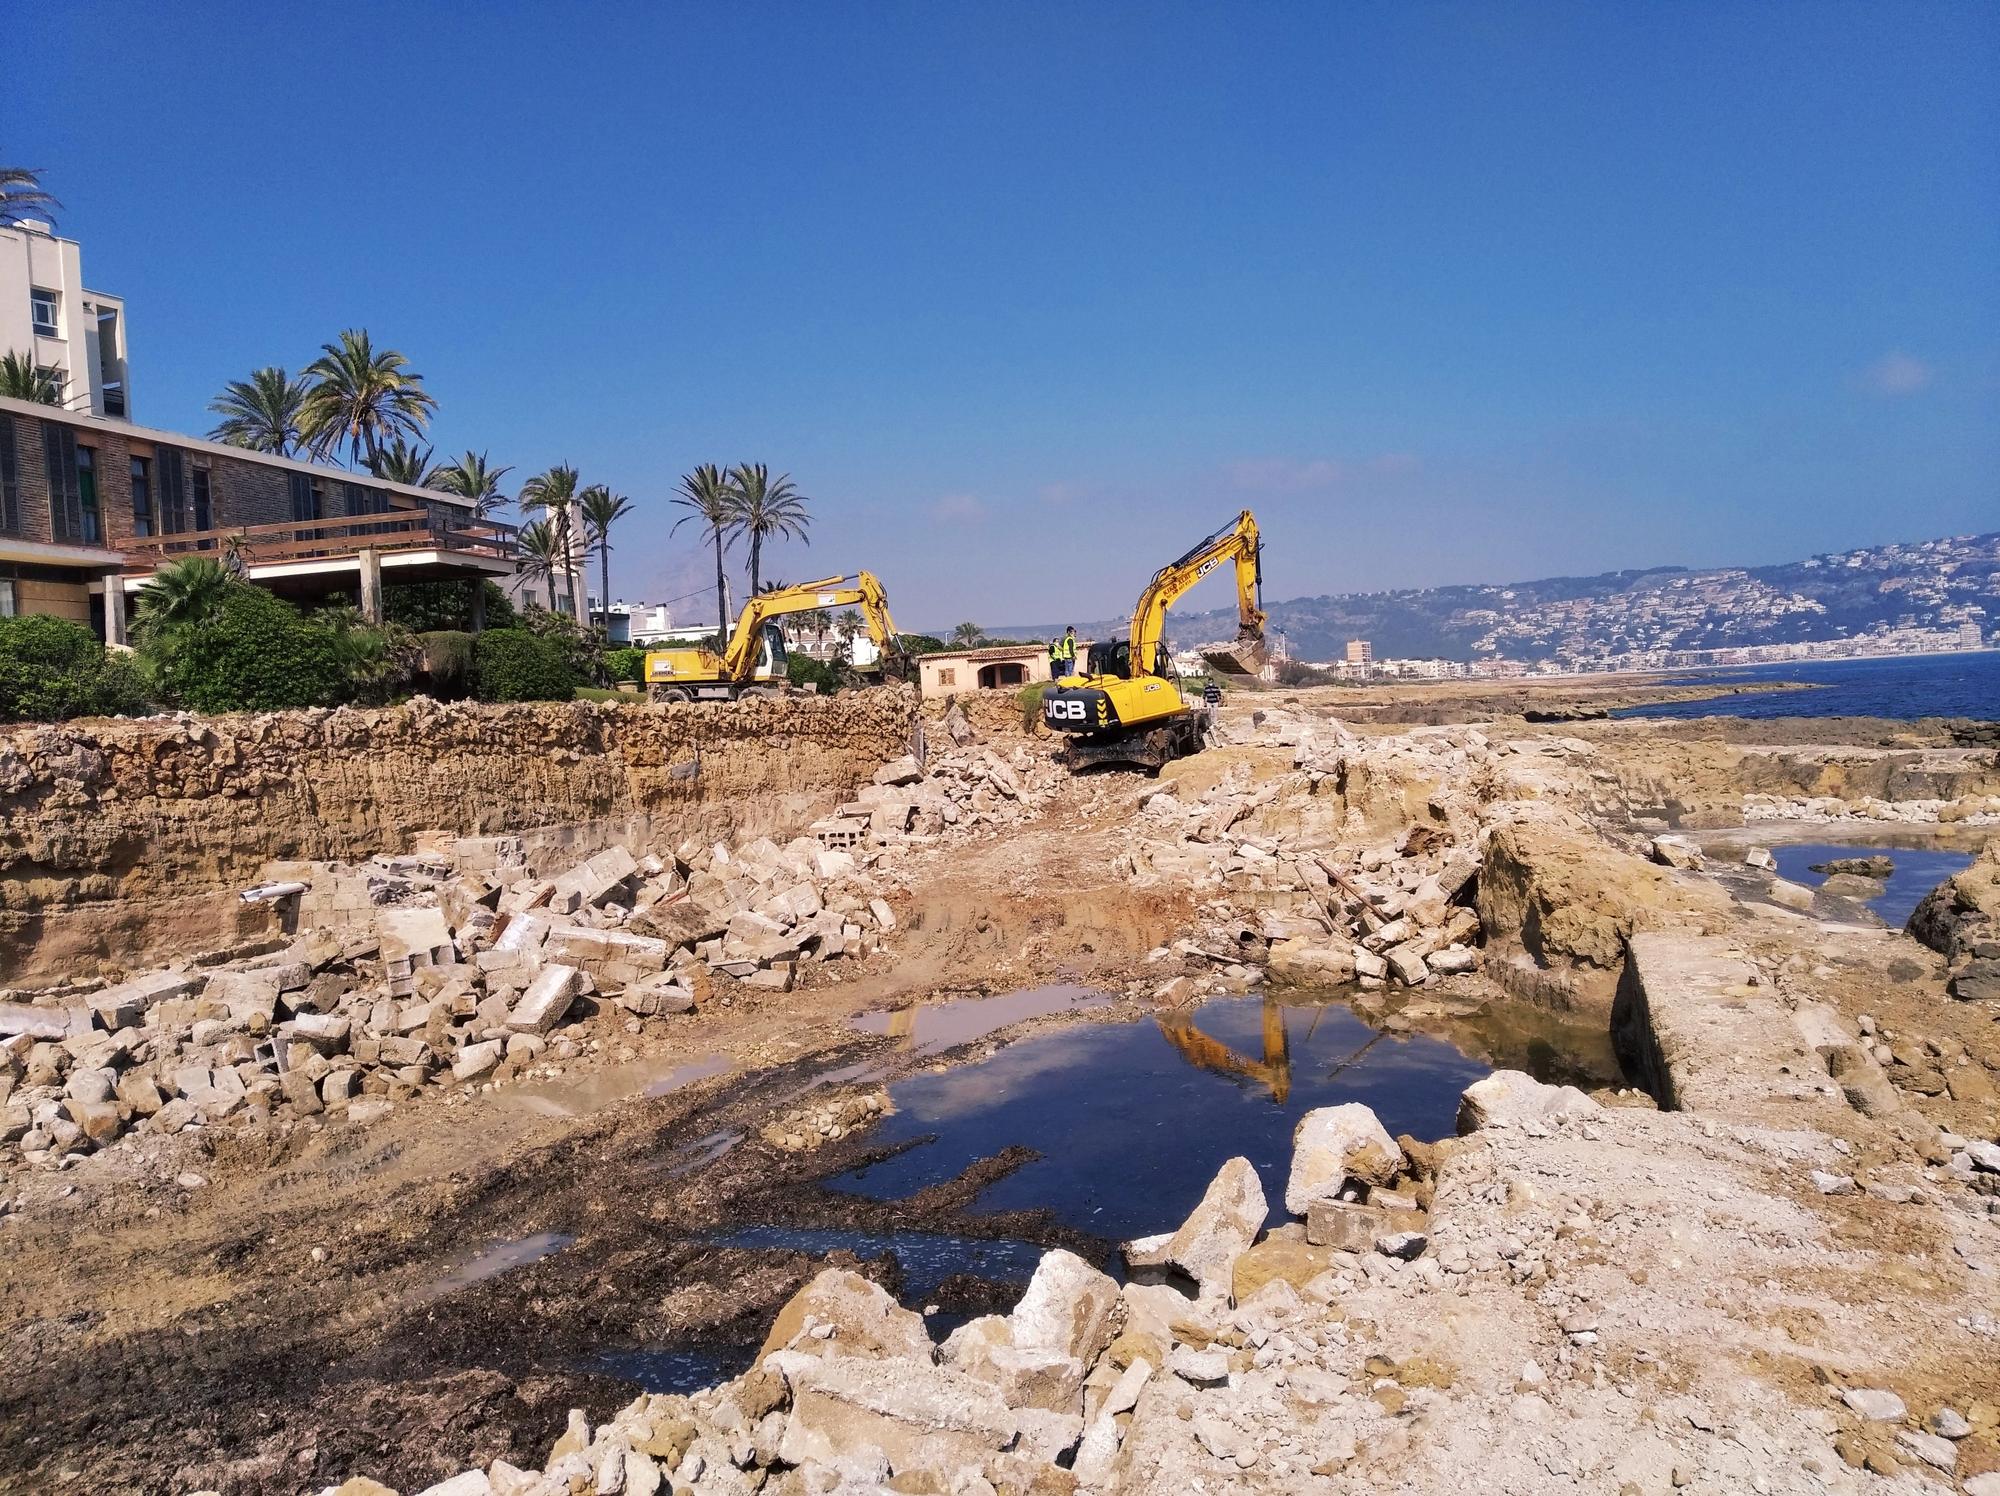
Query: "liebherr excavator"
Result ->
[[1040, 509, 1266, 771], [644, 572, 909, 703]]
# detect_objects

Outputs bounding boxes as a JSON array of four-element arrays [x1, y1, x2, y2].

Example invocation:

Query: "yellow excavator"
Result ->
[[644, 572, 909, 703], [1040, 509, 1265, 770]]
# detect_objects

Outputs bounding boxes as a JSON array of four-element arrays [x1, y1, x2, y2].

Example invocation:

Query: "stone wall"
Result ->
[[0, 688, 920, 983]]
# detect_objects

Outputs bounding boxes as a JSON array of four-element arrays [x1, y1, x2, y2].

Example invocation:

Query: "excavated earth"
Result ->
[[0, 678, 1997, 1495]]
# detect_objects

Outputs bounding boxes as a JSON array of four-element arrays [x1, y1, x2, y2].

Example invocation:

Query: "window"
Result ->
[[937, 667, 957, 687], [155, 448, 187, 534], [288, 471, 321, 522], [130, 455, 152, 537], [76, 446, 100, 544], [191, 467, 213, 531], [43, 422, 83, 542], [0, 418, 18, 536], [29, 288, 59, 337], [0, 579, 15, 617]]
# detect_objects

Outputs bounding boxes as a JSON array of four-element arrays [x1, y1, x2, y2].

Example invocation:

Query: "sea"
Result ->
[[1613, 651, 2000, 722]]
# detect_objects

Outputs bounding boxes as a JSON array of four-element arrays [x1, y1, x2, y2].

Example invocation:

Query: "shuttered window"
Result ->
[[155, 446, 190, 534], [0, 418, 19, 536], [42, 422, 84, 542]]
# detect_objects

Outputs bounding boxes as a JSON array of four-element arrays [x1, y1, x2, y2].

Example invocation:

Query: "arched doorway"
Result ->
[[978, 661, 1027, 688]]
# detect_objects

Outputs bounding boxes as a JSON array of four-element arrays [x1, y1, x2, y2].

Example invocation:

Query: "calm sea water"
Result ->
[[1615, 651, 2000, 722]]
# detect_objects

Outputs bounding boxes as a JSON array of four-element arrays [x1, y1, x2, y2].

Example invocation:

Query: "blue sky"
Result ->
[[13, 2, 1998, 631]]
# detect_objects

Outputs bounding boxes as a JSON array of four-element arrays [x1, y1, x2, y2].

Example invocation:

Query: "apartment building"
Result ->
[[1, 221, 130, 418], [0, 395, 515, 641]]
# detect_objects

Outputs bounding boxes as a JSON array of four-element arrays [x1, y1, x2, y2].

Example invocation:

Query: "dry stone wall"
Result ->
[[0, 689, 920, 983]]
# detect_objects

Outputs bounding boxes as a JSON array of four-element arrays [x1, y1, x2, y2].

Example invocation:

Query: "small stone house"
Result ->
[[918, 644, 1051, 699]]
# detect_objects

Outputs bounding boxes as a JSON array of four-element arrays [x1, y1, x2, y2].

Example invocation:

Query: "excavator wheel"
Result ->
[[649, 685, 692, 704]]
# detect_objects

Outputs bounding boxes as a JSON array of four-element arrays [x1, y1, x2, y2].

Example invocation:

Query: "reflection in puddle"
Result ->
[[833, 993, 1510, 1243], [701, 1225, 1046, 1298], [502, 1052, 737, 1118], [854, 984, 1110, 1057], [1769, 842, 1975, 929], [413, 1231, 574, 1304]]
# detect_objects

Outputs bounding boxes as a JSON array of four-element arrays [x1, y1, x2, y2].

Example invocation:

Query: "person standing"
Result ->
[[1060, 626, 1078, 676], [1047, 636, 1065, 680]]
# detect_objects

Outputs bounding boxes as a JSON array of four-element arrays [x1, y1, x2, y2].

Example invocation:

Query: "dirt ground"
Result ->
[[2, 679, 1996, 1494]]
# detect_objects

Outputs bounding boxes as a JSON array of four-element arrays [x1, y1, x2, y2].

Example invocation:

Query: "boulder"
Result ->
[[1286, 1104, 1401, 1212], [1457, 1069, 1600, 1134], [1160, 1156, 1267, 1299], [1649, 835, 1704, 870], [757, 1268, 933, 1364], [769, 1351, 1014, 1479], [1230, 1224, 1338, 1301], [1266, 938, 1356, 986], [939, 1318, 1084, 1413], [1008, 1248, 1118, 1369]]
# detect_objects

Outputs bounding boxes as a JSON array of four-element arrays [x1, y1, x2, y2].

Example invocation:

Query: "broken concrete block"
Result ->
[[868, 898, 897, 932], [288, 1013, 352, 1055], [493, 913, 552, 956], [453, 1040, 504, 1082], [1287, 1103, 1402, 1211], [1305, 1198, 1424, 1251], [375, 906, 454, 964], [872, 756, 924, 786], [742, 964, 795, 992], [770, 1352, 1014, 1478], [553, 846, 640, 908], [0, 1003, 81, 1041], [1384, 943, 1430, 985], [507, 964, 583, 1034]]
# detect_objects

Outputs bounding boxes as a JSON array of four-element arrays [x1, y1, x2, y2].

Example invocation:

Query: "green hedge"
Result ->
[[386, 578, 516, 633], [418, 630, 477, 699], [0, 615, 152, 722], [607, 646, 647, 684], [153, 586, 351, 713], [473, 628, 575, 702]]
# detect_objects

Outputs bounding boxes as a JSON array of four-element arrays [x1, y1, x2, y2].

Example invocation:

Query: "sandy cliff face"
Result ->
[[0, 689, 919, 982]]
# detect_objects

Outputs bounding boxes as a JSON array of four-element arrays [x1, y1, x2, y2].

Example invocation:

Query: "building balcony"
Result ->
[[120, 508, 517, 578]]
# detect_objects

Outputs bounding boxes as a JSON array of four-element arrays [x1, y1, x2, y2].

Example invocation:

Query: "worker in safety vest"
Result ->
[[1058, 626, 1078, 675]]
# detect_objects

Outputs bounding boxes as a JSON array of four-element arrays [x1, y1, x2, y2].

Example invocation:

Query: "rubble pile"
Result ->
[[0, 734, 1062, 1173], [1119, 721, 1491, 991]]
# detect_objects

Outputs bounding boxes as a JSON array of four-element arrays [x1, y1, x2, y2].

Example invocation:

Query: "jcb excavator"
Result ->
[[1040, 509, 1265, 770], [644, 572, 909, 703]]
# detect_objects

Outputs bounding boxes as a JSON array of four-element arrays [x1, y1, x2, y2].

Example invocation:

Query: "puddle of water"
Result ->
[[594, 1344, 752, 1395], [701, 1225, 1047, 1299], [503, 1053, 738, 1118], [1769, 842, 1974, 929], [642, 1053, 735, 1098], [412, 1230, 574, 1304], [853, 984, 1110, 1058], [834, 993, 1493, 1243]]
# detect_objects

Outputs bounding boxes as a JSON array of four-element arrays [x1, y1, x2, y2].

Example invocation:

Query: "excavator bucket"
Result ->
[[1198, 628, 1267, 677]]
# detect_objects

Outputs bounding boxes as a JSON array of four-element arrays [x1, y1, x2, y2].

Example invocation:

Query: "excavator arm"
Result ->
[[1126, 509, 1265, 679], [719, 573, 904, 681]]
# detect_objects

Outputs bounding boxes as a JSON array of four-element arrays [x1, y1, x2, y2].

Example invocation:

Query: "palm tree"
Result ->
[[516, 520, 560, 612], [431, 450, 513, 518], [369, 436, 439, 487], [0, 351, 62, 404], [728, 463, 811, 598], [297, 330, 437, 470], [673, 464, 740, 641], [952, 621, 984, 648], [0, 165, 59, 228], [836, 610, 863, 660], [518, 464, 583, 618], [133, 556, 235, 644], [578, 485, 635, 629], [757, 578, 792, 594], [806, 607, 833, 654], [206, 367, 308, 455]]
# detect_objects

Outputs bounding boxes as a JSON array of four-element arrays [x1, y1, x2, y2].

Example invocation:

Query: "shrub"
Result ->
[[0, 615, 153, 721], [147, 586, 351, 713], [901, 634, 947, 656], [1274, 659, 1336, 688], [418, 630, 478, 699], [1017, 680, 1051, 731], [473, 628, 575, 702], [519, 605, 608, 686], [607, 646, 647, 685], [787, 653, 840, 695], [386, 578, 516, 633]]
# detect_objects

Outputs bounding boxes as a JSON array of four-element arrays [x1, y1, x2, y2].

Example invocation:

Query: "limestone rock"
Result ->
[[1161, 1156, 1268, 1299], [769, 1351, 1014, 1479], [1457, 1069, 1600, 1134], [1286, 1103, 1401, 1212], [757, 1268, 933, 1364], [1008, 1248, 1119, 1369]]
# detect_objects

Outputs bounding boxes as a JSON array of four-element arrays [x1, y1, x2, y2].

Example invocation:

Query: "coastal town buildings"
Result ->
[[2, 220, 130, 418]]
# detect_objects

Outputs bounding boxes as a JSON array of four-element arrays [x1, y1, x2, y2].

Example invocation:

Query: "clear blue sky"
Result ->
[[13, 2, 1998, 632]]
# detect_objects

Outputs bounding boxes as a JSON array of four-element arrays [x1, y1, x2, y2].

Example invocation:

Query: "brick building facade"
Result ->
[[0, 395, 512, 640]]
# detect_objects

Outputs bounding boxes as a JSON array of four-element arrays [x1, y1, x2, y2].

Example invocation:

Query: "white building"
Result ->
[[587, 598, 678, 646], [1, 222, 129, 418]]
